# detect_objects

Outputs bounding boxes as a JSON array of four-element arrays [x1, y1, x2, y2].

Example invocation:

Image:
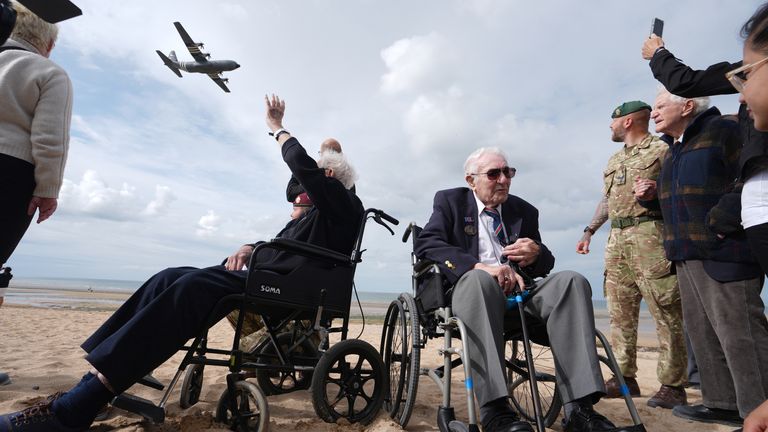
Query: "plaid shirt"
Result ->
[[655, 107, 755, 263]]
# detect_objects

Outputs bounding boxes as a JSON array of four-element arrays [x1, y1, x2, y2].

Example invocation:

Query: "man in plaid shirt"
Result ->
[[635, 88, 767, 427]]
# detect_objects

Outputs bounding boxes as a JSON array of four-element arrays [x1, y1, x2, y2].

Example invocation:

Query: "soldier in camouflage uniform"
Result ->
[[576, 101, 687, 409]]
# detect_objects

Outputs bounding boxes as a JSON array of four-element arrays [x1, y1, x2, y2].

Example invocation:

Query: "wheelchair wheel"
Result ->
[[179, 363, 205, 409], [215, 380, 269, 432], [506, 340, 562, 427], [255, 332, 317, 396], [311, 338, 385, 425], [380, 293, 420, 427]]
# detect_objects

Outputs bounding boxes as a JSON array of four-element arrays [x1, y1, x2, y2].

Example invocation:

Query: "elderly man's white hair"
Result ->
[[318, 151, 357, 189], [658, 86, 711, 117], [464, 147, 509, 176]]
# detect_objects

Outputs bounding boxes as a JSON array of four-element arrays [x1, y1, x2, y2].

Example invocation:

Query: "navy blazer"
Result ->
[[414, 187, 555, 286]]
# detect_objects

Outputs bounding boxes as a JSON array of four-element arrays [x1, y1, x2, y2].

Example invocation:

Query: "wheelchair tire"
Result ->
[[506, 340, 562, 427], [381, 293, 421, 427], [215, 380, 269, 432], [179, 363, 205, 409], [255, 332, 317, 396], [311, 338, 385, 425]]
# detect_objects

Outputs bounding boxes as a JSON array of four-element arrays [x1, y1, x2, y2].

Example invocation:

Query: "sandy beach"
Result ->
[[0, 292, 739, 432]]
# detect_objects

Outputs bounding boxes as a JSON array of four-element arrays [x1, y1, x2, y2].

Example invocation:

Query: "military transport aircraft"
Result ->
[[156, 21, 240, 93]]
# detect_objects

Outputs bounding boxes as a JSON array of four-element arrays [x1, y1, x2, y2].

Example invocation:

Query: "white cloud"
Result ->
[[142, 186, 177, 216], [196, 210, 221, 237], [380, 32, 454, 95], [403, 86, 471, 154], [59, 170, 175, 221]]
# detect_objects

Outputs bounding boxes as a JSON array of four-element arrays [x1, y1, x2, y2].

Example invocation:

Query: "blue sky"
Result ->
[[7, 0, 762, 295]]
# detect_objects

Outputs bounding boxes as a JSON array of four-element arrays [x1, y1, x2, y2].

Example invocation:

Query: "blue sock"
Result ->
[[52, 373, 114, 428]]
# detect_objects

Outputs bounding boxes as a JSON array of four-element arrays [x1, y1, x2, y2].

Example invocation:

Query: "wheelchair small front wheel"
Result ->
[[311, 339, 385, 425], [215, 380, 269, 432], [179, 363, 205, 409]]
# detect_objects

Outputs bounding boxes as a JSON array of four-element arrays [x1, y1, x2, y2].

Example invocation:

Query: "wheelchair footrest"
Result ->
[[137, 373, 164, 390], [112, 393, 165, 424]]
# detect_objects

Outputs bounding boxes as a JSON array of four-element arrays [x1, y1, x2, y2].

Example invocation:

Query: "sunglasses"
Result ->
[[726, 55, 768, 92], [471, 166, 516, 180]]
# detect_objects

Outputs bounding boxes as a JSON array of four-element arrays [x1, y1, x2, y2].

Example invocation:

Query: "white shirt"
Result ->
[[474, 193, 509, 266]]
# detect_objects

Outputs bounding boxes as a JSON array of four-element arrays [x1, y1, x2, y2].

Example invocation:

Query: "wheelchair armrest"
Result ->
[[251, 238, 351, 268], [413, 258, 438, 274]]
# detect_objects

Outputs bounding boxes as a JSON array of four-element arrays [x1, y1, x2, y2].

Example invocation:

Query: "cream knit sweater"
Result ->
[[0, 38, 73, 198]]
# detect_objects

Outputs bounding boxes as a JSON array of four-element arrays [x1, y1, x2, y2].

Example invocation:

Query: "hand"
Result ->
[[265, 94, 285, 133], [225, 245, 254, 271], [474, 263, 525, 295], [744, 399, 768, 432], [642, 34, 664, 60], [27, 196, 57, 223], [633, 178, 657, 200], [501, 238, 541, 267], [576, 234, 591, 254]]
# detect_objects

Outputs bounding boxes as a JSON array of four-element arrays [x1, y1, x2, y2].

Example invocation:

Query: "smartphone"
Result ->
[[651, 18, 664, 37]]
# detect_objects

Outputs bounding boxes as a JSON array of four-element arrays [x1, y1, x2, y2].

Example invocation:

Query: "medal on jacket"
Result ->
[[464, 216, 476, 236]]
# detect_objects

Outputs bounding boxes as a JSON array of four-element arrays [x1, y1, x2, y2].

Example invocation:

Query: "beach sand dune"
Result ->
[[0, 306, 736, 431]]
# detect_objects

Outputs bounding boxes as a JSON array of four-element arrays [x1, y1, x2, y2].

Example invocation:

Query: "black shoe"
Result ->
[[482, 412, 533, 432], [0, 373, 10, 386], [563, 405, 617, 432], [481, 401, 532, 432], [0, 393, 86, 432], [672, 404, 742, 427]]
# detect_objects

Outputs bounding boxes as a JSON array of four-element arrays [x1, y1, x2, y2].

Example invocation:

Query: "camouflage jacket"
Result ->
[[603, 134, 666, 220]]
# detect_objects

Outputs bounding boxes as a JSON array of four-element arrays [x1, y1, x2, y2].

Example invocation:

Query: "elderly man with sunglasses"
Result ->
[[415, 147, 627, 432]]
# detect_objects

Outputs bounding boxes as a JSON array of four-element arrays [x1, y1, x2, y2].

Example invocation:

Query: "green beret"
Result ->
[[611, 101, 652, 118]]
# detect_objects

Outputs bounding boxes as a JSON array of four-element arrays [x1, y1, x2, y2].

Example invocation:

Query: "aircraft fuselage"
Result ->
[[179, 60, 240, 74]]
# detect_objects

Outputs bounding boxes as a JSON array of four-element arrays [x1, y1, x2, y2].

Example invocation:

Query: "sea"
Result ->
[[3, 276, 618, 311]]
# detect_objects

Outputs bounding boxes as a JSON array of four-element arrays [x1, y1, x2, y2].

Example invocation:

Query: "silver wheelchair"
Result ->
[[111, 208, 399, 431], [380, 223, 647, 432]]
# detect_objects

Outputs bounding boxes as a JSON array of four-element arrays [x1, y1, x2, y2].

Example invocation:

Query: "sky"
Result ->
[[7, 0, 762, 296]]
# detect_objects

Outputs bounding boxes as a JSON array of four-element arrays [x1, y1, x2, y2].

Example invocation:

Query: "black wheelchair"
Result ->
[[380, 223, 647, 432], [111, 208, 399, 431]]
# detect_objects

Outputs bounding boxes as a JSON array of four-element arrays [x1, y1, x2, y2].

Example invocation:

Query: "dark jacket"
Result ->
[[414, 187, 554, 286], [256, 138, 364, 274], [650, 107, 760, 280], [650, 48, 768, 180]]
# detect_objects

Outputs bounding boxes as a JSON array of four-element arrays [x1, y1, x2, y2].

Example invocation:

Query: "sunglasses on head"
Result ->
[[472, 166, 516, 180]]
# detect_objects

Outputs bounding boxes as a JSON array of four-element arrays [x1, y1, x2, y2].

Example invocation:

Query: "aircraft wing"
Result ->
[[208, 73, 231, 93], [173, 21, 208, 63]]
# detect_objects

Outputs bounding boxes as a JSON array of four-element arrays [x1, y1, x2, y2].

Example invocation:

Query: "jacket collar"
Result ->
[[681, 106, 722, 145]]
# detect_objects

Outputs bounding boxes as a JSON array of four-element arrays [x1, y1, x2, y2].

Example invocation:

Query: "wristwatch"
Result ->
[[268, 128, 290, 141], [583, 226, 595, 235]]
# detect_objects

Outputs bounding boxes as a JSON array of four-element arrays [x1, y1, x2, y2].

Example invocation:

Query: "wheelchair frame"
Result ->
[[111, 207, 399, 432], [381, 223, 648, 432]]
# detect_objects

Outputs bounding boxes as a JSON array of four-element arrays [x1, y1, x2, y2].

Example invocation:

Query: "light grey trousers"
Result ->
[[451, 269, 605, 407], [676, 260, 768, 417]]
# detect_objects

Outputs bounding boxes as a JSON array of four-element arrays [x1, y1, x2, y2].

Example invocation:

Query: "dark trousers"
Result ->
[[81, 265, 247, 393], [746, 222, 768, 278], [0, 154, 35, 264], [676, 260, 768, 417]]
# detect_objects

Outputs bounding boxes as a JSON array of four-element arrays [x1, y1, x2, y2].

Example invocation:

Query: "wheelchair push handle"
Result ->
[[367, 208, 399, 236], [374, 209, 399, 226], [402, 222, 419, 243]]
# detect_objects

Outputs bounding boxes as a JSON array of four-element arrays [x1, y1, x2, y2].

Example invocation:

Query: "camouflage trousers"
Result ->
[[604, 221, 686, 386], [226, 311, 321, 353]]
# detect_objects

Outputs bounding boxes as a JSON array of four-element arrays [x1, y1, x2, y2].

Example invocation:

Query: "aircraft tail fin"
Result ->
[[156, 50, 183, 78], [169, 50, 178, 62]]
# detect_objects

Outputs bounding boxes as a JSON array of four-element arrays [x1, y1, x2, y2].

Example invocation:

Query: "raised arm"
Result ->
[[643, 36, 739, 97]]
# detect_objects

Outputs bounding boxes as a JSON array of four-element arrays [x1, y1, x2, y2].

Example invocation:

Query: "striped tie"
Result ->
[[483, 208, 507, 246]]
